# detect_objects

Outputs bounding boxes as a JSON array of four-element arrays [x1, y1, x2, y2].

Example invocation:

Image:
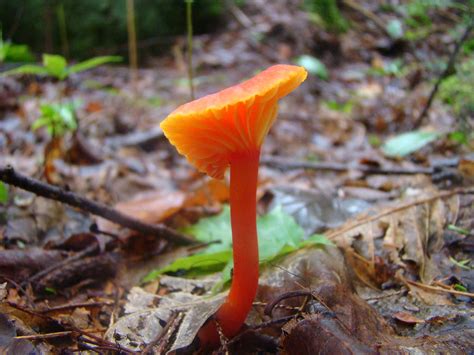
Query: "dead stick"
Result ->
[[405, 279, 474, 298], [0, 165, 194, 245], [39, 301, 114, 314], [413, 22, 473, 128], [261, 155, 433, 175], [24, 243, 98, 286]]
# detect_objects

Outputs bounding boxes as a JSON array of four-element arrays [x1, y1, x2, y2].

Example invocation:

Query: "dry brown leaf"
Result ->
[[97, 190, 186, 233], [392, 311, 425, 324], [327, 189, 461, 288]]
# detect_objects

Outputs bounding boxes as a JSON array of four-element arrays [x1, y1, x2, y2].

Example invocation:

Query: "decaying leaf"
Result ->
[[327, 189, 461, 289], [392, 311, 425, 324], [97, 190, 186, 233], [105, 278, 226, 353]]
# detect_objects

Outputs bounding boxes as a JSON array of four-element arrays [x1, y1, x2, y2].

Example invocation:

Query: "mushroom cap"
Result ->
[[160, 64, 307, 179]]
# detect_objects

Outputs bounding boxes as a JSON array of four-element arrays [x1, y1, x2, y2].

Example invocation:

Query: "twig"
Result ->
[[141, 311, 183, 354], [249, 315, 296, 330], [225, 0, 253, 28], [264, 290, 314, 317], [0, 165, 195, 245], [413, 22, 473, 128], [39, 301, 114, 314], [261, 155, 433, 175], [6, 301, 134, 353], [24, 243, 98, 286], [405, 279, 474, 298], [15, 331, 75, 340]]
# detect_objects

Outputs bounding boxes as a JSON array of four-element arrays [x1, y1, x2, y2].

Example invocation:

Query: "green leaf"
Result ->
[[42, 54, 67, 79], [324, 100, 353, 113], [449, 256, 471, 270], [257, 205, 303, 260], [142, 250, 232, 282], [31, 116, 52, 130], [300, 234, 335, 247], [447, 224, 469, 235], [68, 56, 122, 75], [1, 64, 48, 77], [453, 283, 467, 292], [295, 55, 328, 80], [386, 19, 403, 39], [0, 182, 8, 204], [144, 205, 333, 285], [182, 206, 233, 253], [448, 131, 469, 145], [33, 102, 78, 137], [382, 130, 441, 157]]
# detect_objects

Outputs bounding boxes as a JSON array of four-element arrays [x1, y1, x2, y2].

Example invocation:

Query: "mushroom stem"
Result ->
[[198, 149, 260, 347]]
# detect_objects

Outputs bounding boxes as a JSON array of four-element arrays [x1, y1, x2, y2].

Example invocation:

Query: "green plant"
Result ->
[[439, 58, 474, 144], [305, 0, 349, 33], [0, 182, 8, 204], [295, 55, 328, 80], [0, 0, 224, 60], [323, 99, 353, 113], [440, 58, 474, 116], [32, 102, 78, 138], [0, 29, 34, 62], [402, 0, 465, 40], [1, 53, 121, 80], [368, 59, 405, 77], [382, 130, 442, 157]]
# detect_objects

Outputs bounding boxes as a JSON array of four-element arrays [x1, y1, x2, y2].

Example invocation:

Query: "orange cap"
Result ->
[[160, 65, 307, 179]]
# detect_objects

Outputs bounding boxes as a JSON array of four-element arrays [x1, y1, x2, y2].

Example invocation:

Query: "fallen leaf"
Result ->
[[392, 311, 424, 324], [382, 130, 441, 157], [97, 190, 186, 233]]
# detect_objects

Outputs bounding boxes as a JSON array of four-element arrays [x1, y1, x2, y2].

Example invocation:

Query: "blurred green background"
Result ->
[[0, 0, 224, 60]]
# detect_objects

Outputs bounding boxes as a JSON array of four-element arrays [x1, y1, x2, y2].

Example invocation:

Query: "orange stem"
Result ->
[[198, 149, 260, 348]]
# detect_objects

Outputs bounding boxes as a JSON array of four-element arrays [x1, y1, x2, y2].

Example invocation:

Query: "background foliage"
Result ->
[[0, 0, 224, 60]]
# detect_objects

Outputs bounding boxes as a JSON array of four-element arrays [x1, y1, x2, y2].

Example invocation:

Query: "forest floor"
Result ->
[[0, 1, 473, 354]]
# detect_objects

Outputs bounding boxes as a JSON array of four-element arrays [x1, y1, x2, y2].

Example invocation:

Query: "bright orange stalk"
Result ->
[[198, 150, 260, 347]]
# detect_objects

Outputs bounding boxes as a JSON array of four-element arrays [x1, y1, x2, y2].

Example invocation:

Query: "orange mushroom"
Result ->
[[160, 64, 307, 348]]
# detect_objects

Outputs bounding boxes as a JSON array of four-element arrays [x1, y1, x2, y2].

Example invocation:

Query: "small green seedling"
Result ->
[[0, 182, 8, 204], [449, 256, 471, 270], [0, 29, 34, 63], [1, 53, 121, 80], [33, 102, 78, 138]]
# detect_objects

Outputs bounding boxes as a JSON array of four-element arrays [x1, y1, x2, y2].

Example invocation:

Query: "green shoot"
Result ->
[[186, 0, 195, 100], [0, 182, 8, 204], [453, 283, 467, 292], [0, 29, 34, 63], [447, 224, 470, 235], [56, 2, 70, 59], [126, 0, 138, 82], [32, 102, 78, 138], [449, 256, 471, 270], [1, 53, 122, 80], [306, 0, 349, 33]]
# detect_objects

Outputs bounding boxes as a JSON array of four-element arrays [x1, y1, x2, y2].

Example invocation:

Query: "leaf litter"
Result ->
[[0, 0, 473, 353]]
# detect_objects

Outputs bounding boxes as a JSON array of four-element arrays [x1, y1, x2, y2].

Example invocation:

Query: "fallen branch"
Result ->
[[261, 155, 433, 175], [413, 21, 473, 128], [0, 165, 195, 245]]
